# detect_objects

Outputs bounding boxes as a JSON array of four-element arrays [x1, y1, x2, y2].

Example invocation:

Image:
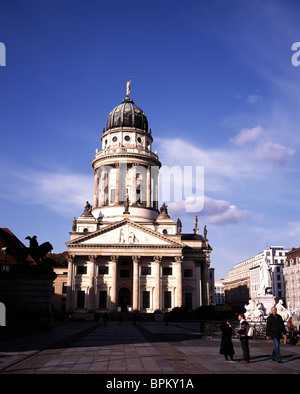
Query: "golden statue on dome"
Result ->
[[126, 76, 132, 98]]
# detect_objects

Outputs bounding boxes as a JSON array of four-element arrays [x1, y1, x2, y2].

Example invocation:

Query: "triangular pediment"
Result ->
[[67, 219, 183, 248]]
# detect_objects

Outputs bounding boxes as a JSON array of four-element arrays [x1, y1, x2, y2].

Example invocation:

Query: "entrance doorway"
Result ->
[[118, 287, 131, 311]]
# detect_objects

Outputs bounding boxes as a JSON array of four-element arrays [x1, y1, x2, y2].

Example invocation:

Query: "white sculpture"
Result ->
[[119, 229, 126, 243], [275, 300, 291, 322], [244, 299, 264, 321], [252, 300, 264, 321], [259, 257, 272, 295], [244, 299, 256, 321]]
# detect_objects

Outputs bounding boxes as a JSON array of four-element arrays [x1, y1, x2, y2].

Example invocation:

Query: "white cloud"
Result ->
[[168, 196, 250, 225], [230, 125, 265, 146], [2, 169, 93, 216], [228, 127, 296, 165], [251, 142, 296, 164], [156, 137, 250, 184]]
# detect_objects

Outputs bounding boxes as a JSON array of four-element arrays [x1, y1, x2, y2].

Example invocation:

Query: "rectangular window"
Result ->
[[77, 290, 85, 308], [163, 267, 172, 276], [164, 291, 172, 309], [141, 267, 151, 275], [110, 188, 116, 203], [99, 266, 109, 275], [99, 291, 107, 309], [77, 266, 87, 275], [143, 291, 150, 308]]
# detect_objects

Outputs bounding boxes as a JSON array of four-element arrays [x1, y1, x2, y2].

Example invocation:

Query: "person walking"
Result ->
[[238, 313, 250, 363], [266, 306, 287, 363], [219, 320, 236, 362]]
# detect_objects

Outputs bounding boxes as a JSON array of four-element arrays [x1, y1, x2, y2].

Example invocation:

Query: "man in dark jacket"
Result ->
[[238, 313, 250, 363], [266, 306, 287, 363]]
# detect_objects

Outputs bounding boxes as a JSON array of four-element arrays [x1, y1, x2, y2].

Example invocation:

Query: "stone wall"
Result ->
[[0, 265, 57, 326]]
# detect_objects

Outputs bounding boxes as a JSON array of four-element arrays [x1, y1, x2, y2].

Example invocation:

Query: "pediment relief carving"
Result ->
[[67, 219, 183, 248]]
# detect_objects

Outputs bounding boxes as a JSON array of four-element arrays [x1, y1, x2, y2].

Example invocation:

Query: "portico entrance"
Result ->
[[118, 287, 131, 311]]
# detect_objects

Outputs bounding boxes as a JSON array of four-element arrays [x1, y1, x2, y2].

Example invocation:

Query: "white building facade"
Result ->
[[225, 246, 289, 307], [250, 246, 288, 300], [214, 279, 225, 305], [66, 85, 213, 319], [284, 248, 300, 311]]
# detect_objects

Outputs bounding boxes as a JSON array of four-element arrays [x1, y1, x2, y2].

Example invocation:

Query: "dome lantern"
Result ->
[[105, 77, 148, 132]]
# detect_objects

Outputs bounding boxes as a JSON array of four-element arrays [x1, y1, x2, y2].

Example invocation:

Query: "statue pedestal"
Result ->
[[257, 295, 276, 316]]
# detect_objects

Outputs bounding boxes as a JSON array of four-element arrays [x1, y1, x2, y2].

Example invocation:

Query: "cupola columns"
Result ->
[[147, 165, 151, 208], [92, 162, 159, 211]]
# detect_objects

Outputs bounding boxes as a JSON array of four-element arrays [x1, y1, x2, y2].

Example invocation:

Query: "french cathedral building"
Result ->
[[66, 83, 213, 319]]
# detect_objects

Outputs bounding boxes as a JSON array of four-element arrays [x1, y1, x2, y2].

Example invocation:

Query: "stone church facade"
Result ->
[[66, 83, 213, 319]]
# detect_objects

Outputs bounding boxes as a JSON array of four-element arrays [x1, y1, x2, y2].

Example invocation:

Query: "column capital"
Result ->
[[174, 256, 183, 264], [153, 255, 162, 263], [68, 254, 76, 263], [89, 255, 97, 263], [110, 255, 119, 263], [132, 255, 140, 264]]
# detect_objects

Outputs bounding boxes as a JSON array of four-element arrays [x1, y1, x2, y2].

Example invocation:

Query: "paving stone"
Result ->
[[1, 321, 300, 375]]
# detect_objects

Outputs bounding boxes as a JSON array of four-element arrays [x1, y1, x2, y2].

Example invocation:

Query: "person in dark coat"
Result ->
[[220, 320, 235, 362], [266, 306, 287, 363], [238, 313, 250, 363]]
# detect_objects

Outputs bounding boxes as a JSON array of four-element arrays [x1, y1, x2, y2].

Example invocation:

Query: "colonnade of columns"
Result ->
[[108, 255, 182, 311], [93, 163, 159, 210], [66, 254, 187, 312]]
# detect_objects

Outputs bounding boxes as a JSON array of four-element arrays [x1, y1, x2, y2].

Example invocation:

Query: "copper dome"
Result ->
[[106, 97, 148, 132]]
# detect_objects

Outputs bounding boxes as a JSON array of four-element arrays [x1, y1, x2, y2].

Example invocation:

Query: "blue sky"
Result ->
[[1, 0, 300, 279]]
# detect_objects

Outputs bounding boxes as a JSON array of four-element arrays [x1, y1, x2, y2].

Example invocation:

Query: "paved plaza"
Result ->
[[0, 321, 299, 375]]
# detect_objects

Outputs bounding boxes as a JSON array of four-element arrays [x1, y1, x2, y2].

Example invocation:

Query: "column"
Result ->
[[110, 255, 118, 310], [154, 256, 162, 310], [175, 256, 183, 307], [195, 260, 202, 307], [201, 261, 210, 305], [88, 255, 96, 310], [115, 163, 120, 204], [100, 167, 105, 207], [152, 166, 159, 210], [132, 164, 137, 205], [132, 256, 140, 310], [119, 161, 127, 203], [66, 255, 75, 311], [93, 170, 99, 208], [146, 165, 151, 208]]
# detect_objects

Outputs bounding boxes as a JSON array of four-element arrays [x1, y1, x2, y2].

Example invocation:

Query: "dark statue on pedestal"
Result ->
[[24, 235, 53, 264]]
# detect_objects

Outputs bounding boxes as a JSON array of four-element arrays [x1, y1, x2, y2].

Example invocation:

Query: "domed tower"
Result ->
[[91, 79, 161, 223], [66, 81, 213, 317]]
